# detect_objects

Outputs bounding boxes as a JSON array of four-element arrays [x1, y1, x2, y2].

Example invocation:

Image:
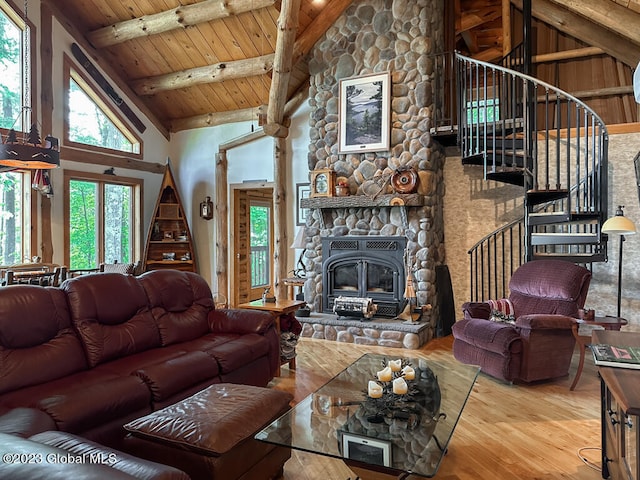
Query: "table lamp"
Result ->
[[290, 228, 307, 278], [602, 205, 637, 317]]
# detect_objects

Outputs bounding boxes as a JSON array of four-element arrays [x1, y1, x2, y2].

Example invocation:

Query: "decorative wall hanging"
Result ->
[[391, 167, 418, 194], [338, 72, 391, 154]]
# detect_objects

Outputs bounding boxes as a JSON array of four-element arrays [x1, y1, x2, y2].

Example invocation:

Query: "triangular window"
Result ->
[[66, 68, 140, 154]]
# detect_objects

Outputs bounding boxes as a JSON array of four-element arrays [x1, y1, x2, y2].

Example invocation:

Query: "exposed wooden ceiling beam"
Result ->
[[457, 6, 501, 33], [264, 0, 301, 137], [133, 0, 353, 96], [512, 0, 640, 67], [166, 0, 353, 132], [131, 54, 275, 95], [547, 0, 640, 47], [87, 0, 276, 48], [170, 105, 266, 132]]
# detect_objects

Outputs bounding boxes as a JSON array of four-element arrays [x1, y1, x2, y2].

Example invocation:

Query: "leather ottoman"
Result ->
[[123, 384, 293, 480]]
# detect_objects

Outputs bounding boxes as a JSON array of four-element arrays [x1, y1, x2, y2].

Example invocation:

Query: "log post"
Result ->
[[273, 137, 288, 301], [215, 151, 229, 304]]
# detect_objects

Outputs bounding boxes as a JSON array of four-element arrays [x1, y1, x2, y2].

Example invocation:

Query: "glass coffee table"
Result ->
[[255, 353, 479, 479]]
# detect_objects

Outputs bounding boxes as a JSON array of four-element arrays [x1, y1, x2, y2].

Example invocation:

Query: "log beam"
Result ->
[[546, 0, 640, 48], [512, 0, 640, 67], [266, 0, 301, 131], [87, 0, 276, 48], [132, 54, 275, 95], [61, 147, 165, 174], [170, 105, 266, 132]]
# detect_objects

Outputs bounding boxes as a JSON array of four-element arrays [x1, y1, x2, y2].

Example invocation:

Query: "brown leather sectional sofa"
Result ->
[[0, 269, 280, 449]]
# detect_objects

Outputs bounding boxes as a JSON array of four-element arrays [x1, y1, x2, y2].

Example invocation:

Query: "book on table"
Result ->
[[591, 344, 640, 369]]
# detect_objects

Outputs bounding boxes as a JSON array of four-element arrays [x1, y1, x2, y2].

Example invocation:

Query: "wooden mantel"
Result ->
[[300, 193, 427, 209]]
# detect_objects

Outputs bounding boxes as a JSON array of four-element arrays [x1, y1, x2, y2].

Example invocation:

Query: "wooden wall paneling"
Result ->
[[616, 60, 636, 123], [40, 2, 54, 263]]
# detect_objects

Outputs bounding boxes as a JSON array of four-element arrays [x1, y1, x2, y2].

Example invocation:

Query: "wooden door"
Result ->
[[233, 187, 274, 305]]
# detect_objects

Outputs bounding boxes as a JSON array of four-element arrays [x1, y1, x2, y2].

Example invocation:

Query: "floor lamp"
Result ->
[[602, 206, 637, 318]]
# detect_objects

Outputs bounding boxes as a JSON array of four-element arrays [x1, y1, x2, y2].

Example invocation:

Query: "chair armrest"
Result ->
[[208, 308, 276, 335], [461, 301, 491, 320], [515, 314, 577, 330]]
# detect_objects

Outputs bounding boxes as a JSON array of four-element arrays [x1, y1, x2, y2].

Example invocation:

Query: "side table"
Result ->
[[237, 299, 306, 376], [282, 277, 305, 301], [570, 315, 628, 391]]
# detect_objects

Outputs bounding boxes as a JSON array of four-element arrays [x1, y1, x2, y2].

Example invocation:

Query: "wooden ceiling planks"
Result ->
[[45, 0, 639, 132]]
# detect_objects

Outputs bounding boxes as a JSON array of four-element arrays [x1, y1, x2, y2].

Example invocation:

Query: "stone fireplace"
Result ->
[[297, 0, 447, 346], [322, 236, 406, 317]]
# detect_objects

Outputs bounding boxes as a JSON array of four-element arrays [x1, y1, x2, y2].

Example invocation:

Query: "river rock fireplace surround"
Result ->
[[295, 0, 448, 348]]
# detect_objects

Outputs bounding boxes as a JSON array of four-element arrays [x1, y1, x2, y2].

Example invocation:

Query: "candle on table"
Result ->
[[402, 365, 415, 380], [393, 377, 408, 395], [388, 359, 402, 372], [377, 366, 393, 382], [368, 381, 383, 398]]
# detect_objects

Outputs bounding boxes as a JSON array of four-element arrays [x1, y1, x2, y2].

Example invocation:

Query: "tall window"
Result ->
[[0, 171, 29, 265], [0, 2, 33, 266], [64, 171, 142, 270], [0, 0, 25, 131], [65, 65, 141, 155], [250, 203, 272, 289]]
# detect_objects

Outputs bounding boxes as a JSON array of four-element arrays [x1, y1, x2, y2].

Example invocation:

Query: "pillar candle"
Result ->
[[377, 366, 393, 382], [368, 381, 383, 398], [393, 377, 408, 395], [402, 365, 415, 380], [388, 359, 402, 372]]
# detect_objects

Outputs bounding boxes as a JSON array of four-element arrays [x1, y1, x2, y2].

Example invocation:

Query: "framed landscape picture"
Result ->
[[296, 182, 311, 225], [338, 72, 391, 154]]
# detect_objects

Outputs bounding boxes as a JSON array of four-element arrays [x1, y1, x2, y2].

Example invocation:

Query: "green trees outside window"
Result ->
[[0, 171, 27, 265], [68, 178, 133, 270]]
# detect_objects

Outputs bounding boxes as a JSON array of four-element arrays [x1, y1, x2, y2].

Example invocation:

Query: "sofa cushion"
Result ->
[[124, 384, 292, 456], [0, 432, 137, 480], [32, 431, 190, 480], [138, 270, 213, 346], [194, 333, 271, 374], [63, 273, 161, 367], [132, 351, 220, 402], [0, 286, 88, 394], [0, 369, 151, 434]]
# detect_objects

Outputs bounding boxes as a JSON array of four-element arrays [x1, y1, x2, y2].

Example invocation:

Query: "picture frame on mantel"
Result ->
[[296, 182, 311, 226], [338, 71, 391, 154]]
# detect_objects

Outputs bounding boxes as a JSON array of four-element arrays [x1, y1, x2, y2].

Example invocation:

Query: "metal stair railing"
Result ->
[[456, 52, 609, 301]]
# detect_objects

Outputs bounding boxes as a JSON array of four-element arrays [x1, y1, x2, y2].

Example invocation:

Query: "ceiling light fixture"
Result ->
[[0, 0, 59, 170]]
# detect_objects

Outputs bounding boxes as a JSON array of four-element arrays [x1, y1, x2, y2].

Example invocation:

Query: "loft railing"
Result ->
[[456, 52, 609, 301]]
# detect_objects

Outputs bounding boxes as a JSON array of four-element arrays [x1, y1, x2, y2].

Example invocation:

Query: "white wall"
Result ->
[[169, 102, 311, 295]]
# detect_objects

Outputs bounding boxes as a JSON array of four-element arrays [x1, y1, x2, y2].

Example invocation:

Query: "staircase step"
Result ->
[[430, 124, 458, 147], [461, 153, 485, 165], [472, 118, 525, 135], [477, 137, 525, 151], [530, 232, 599, 245], [532, 251, 607, 263], [528, 210, 601, 226], [486, 168, 526, 186], [526, 189, 569, 205]]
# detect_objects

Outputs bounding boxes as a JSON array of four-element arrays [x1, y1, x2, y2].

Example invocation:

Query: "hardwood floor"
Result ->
[[268, 335, 605, 480]]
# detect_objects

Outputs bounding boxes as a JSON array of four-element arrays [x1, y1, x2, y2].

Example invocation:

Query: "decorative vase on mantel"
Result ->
[[335, 184, 350, 197]]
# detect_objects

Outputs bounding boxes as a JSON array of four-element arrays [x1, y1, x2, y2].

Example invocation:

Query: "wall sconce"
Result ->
[[200, 196, 213, 220]]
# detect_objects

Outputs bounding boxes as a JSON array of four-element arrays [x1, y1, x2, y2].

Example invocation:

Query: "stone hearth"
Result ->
[[298, 312, 431, 349]]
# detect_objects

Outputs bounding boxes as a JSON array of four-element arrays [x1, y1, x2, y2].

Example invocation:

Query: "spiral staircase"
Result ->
[[431, 49, 609, 302]]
